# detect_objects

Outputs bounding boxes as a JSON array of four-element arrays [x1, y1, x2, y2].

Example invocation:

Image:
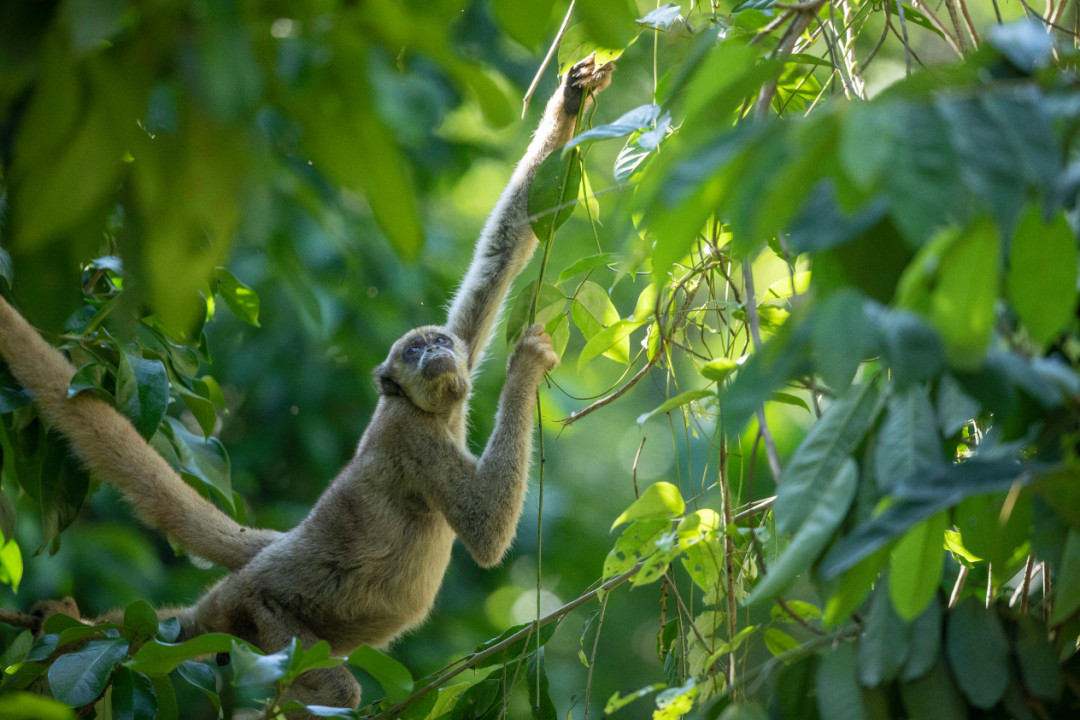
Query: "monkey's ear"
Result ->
[[374, 363, 403, 397]]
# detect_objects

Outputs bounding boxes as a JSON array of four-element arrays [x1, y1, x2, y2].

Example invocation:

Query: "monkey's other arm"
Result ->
[[421, 324, 558, 566], [446, 55, 612, 370], [0, 296, 281, 571]]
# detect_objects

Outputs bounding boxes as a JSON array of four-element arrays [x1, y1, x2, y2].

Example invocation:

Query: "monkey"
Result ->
[[0, 55, 611, 710]]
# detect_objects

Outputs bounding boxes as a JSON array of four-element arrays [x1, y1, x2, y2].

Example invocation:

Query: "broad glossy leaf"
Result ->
[[812, 291, 865, 393], [111, 666, 157, 720], [491, 0, 554, 50], [529, 148, 581, 241], [747, 458, 858, 605], [946, 599, 1009, 708], [231, 638, 293, 687], [875, 385, 942, 493], [580, 319, 644, 368], [566, 104, 661, 150], [774, 382, 880, 535], [611, 482, 685, 530], [214, 267, 260, 327], [122, 600, 160, 643], [48, 637, 129, 707], [889, 511, 947, 620], [571, 281, 625, 363], [176, 660, 221, 713], [127, 633, 240, 676], [116, 351, 168, 440], [1008, 206, 1077, 346], [822, 544, 889, 628], [347, 646, 413, 702]]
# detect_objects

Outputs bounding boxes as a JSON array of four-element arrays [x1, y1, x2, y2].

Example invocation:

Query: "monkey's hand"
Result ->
[[564, 53, 614, 116], [508, 323, 559, 383]]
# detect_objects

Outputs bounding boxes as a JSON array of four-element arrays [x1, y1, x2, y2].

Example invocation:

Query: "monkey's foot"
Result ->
[[564, 53, 614, 115]]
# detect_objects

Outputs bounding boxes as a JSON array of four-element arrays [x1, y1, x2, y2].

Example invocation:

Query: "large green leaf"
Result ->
[[111, 666, 158, 720], [857, 582, 910, 687], [747, 458, 858, 605], [48, 637, 129, 707], [774, 382, 880, 535], [1008, 206, 1078, 346], [126, 634, 240, 676], [888, 510, 947, 620], [1050, 528, 1080, 625], [116, 351, 169, 440], [347, 646, 414, 703], [874, 384, 942, 493]]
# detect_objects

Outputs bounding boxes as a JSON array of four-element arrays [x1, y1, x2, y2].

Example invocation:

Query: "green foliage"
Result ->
[[3, 2, 1080, 720]]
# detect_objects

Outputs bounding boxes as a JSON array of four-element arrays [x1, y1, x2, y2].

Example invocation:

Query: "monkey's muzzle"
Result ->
[[420, 348, 456, 378]]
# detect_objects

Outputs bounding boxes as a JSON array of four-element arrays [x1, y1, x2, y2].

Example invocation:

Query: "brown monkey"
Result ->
[[0, 55, 611, 709]]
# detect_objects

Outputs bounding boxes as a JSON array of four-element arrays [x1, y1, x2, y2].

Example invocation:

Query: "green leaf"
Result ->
[[116, 351, 169, 439], [747, 458, 858, 605], [899, 657, 967, 720], [162, 417, 235, 515], [528, 148, 581, 241], [176, 660, 221, 714], [700, 358, 738, 383], [0, 535, 23, 592], [565, 104, 661, 150], [231, 639, 292, 687], [888, 511, 947, 620], [857, 582, 910, 687], [0, 693, 74, 720], [527, 650, 557, 720], [111, 666, 158, 720], [611, 482, 685, 530], [571, 281, 625, 363], [214, 267, 260, 327], [774, 382, 880, 536], [1008, 206, 1078, 346], [179, 390, 217, 439], [67, 363, 106, 399], [903, 595, 942, 681], [580, 319, 644, 368], [506, 280, 566, 347], [471, 621, 558, 671], [717, 702, 769, 720], [347, 646, 413, 703], [491, 0, 554, 50], [48, 637, 129, 707], [603, 517, 670, 578], [813, 290, 868, 392], [122, 600, 160, 644], [815, 643, 865, 720], [127, 634, 240, 676], [555, 253, 617, 284], [636, 390, 712, 425], [1050, 528, 1080, 625], [148, 673, 178, 720], [946, 599, 1009, 709], [1014, 615, 1062, 701], [822, 544, 889, 628], [897, 220, 1000, 370]]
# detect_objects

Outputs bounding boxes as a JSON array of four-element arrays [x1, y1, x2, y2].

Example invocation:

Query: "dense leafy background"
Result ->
[[1, 1, 1079, 719]]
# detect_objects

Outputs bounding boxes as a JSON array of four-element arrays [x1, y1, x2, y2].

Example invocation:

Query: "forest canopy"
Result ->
[[1, 1, 1080, 719]]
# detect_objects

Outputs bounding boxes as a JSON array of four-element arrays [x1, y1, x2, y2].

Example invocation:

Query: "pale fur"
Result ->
[[0, 56, 612, 710]]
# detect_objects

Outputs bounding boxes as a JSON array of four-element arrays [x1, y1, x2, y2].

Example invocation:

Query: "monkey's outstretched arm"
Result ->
[[421, 325, 558, 566], [446, 56, 612, 371], [0, 296, 280, 571]]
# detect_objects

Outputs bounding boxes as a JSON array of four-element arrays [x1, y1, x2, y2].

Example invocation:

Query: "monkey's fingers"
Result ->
[[564, 53, 613, 115]]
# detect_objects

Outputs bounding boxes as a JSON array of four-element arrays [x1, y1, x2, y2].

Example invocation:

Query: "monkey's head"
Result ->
[[374, 326, 471, 413]]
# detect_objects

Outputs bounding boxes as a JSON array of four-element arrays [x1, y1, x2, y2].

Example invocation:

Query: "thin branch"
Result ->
[[896, 0, 913, 74], [948, 565, 969, 608], [909, 0, 965, 57], [561, 345, 662, 427], [522, 0, 576, 117], [941, 0, 971, 54]]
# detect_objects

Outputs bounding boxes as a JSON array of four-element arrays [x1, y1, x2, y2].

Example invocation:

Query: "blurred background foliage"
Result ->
[[1, 0, 1080, 719]]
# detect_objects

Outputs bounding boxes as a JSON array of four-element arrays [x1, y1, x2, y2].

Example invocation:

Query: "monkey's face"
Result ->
[[375, 326, 471, 413]]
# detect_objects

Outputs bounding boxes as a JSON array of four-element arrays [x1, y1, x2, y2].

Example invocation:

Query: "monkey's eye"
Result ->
[[405, 343, 423, 357], [433, 335, 451, 346]]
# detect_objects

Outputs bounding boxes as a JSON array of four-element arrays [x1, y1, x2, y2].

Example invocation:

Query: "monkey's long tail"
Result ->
[[0, 296, 280, 571]]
